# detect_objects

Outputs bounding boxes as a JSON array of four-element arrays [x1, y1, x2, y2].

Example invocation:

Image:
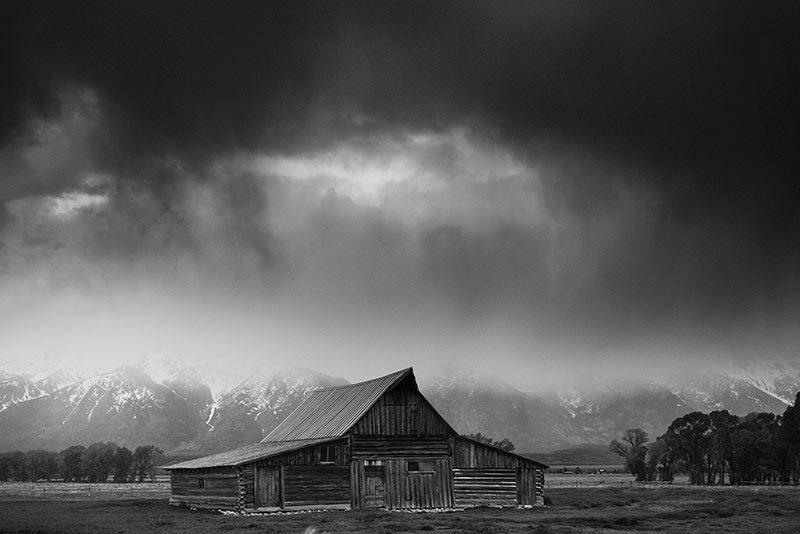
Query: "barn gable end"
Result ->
[[350, 372, 454, 436]]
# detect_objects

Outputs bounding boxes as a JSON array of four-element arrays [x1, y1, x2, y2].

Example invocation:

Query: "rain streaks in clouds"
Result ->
[[1, 1, 798, 384]]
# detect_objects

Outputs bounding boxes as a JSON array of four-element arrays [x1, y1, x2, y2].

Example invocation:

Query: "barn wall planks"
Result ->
[[350, 458, 454, 509], [351, 379, 451, 436], [240, 466, 255, 511], [254, 465, 281, 509], [256, 439, 349, 466], [282, 465, 350, 507], [350, 459, 366, 509], [453, 468, 517, 507], [514, 467, 545, 506], [516, 468, 538, 506], [452, 438, 519, 469], [169, 469, 240, 510], [351, 436, 450, 458]]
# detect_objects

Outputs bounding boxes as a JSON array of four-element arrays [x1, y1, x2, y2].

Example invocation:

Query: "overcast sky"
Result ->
[[1, 1, 798, 385]]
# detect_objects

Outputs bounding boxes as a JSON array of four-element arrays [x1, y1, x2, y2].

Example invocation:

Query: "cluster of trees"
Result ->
[[611, 393, 800, 485], [0, 443, 164, 483], [465, 432, 515, 452]]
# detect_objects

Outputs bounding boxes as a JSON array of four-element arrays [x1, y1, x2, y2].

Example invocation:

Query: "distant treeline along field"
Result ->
[[0, 443, 162, 483], [610, 392, 800, 485], [3, 393, 799, 487]]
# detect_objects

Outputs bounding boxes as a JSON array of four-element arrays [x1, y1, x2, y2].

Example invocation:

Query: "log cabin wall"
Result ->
[[282, 465, 351, 509], [351, 378, 451, 436], [451, 437, 544, 507], [169, 468, 240, 510], [453, 468, 517, 507], [239, 465, 256, 511]]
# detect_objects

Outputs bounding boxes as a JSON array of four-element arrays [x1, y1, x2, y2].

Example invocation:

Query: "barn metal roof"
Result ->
[[263, 367, 414, 442], [163, 438, 338, 469]]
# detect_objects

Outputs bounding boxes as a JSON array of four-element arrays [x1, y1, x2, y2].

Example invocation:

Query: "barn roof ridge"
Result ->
[[316, 367, 413, 392], [261, 367, 416, 442]]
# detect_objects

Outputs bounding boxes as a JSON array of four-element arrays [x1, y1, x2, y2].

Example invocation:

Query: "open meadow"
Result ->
[[1, 484, 799, 534]]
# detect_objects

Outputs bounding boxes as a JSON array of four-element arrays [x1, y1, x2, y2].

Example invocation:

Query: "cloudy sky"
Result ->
[[1, 1, 798, 385]]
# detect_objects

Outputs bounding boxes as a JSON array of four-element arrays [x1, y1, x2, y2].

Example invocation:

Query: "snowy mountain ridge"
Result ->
[[0, 357, 798, 453]]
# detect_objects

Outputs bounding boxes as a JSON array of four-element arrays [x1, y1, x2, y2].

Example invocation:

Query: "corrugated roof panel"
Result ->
[[163, 438, 336, 469], [263, 367, 412, 441]]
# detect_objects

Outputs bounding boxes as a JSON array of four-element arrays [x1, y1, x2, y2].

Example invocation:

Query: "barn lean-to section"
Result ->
[[164, 367, 547, 511]]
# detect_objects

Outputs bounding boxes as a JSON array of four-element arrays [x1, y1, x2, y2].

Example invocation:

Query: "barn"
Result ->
[[164, 367, 547, 511]]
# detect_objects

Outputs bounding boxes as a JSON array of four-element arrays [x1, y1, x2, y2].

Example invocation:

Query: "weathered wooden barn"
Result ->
[[164, 367, 547, 511]]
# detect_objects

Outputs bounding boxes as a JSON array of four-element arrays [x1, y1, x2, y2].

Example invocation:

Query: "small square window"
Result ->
[[320, 445, 335, 464], [408, 461, 435, 473]]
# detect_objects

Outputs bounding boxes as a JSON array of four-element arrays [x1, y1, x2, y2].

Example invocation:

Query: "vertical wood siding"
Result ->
[[516, 468, 540, 506], [254, 465, 281, 508], [350, 457, 454, 509], [351, 380, 450, 436], [350, 459, 365, 509], [256, 439, 349, 466], [452, 438, 518, 468]]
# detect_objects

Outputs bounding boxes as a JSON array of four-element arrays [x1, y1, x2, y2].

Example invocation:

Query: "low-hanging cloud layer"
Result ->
[[1, 1, 798, 384]]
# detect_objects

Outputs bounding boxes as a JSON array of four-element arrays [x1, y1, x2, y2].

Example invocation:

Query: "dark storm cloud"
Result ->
[[6, 1, 796, 165], [2, 0, 799, 366]]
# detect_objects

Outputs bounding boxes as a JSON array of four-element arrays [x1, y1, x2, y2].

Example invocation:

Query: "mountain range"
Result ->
[[1, 358, 798, 455]]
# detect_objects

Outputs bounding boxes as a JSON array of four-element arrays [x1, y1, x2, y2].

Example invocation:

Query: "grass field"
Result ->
[[2, 485, 799, 533]]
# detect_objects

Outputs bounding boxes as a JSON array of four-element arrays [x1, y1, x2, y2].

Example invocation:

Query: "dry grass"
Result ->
[[1, 486, 799, 533]]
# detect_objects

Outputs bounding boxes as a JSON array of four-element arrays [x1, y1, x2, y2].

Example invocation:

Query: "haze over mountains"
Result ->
[[1, 358, 798, 455]]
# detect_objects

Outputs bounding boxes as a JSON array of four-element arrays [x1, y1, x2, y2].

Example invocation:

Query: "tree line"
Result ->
[[0, 443, 164, 483], [610, 392, 800, 485], [465, 432, 516, 452]]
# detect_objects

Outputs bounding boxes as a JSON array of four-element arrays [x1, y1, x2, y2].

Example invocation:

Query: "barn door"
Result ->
[[364, 465, 385, 508], [255, 466, 281, 509]]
